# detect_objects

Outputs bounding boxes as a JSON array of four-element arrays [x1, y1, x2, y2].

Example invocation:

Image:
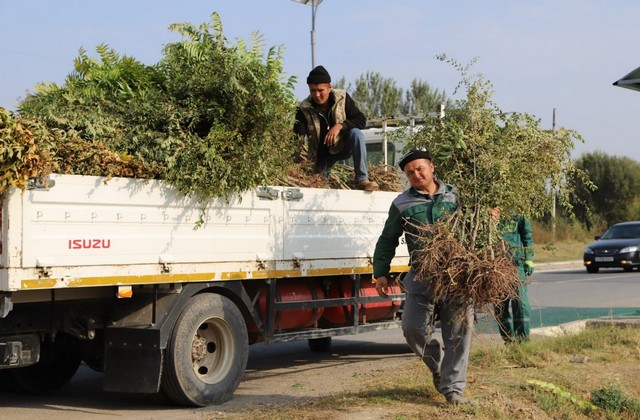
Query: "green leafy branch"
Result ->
[[527, 379, 598, 412]]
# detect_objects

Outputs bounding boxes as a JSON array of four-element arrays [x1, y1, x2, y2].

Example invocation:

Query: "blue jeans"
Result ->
[[315, 128, 369, 181]]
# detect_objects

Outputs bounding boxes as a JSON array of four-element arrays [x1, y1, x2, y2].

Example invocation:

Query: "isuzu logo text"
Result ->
[[68, 239, 112, 249]]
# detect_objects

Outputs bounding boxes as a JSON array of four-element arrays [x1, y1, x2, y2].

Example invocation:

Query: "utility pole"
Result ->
[[291, 0, 323, 69], [551, 108, 557, 242]]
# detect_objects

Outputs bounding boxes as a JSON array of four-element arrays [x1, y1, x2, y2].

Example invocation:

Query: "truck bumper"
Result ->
[[0, 334, 40, 368]]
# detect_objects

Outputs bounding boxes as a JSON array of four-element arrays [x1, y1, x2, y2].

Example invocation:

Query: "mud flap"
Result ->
[[103, 328, 162, 393]]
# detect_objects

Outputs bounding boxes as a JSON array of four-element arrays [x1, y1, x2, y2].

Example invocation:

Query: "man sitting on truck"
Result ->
[[293, 65, 379, 191], [372, 149, 474, 405]]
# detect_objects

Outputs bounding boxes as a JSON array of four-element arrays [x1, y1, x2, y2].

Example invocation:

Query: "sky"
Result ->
[[2, 0, 640, 162]]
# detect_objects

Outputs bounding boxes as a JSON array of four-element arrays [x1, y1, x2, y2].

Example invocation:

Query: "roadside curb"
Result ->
[[531, 319, 588, 337], [537, 260, 583, 272], [531, 316, 640, 337]]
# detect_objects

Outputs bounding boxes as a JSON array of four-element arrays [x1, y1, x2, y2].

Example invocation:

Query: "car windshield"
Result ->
[[601, 224, 640, 239]]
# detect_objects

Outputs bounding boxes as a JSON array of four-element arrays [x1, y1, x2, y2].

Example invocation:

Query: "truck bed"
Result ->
[[0, 174, 408, 292]]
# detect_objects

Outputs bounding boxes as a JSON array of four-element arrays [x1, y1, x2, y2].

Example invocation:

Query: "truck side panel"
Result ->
[[1, 174, 408, 292]]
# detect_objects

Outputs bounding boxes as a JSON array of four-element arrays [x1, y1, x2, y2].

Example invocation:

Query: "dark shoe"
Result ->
[[356, 179, 379, 191], [445, 391, 470, 405], [432, 372, 441, 392]]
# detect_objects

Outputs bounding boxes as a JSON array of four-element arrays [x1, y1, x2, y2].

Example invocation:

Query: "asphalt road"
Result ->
[[1, 266, 639, 419]]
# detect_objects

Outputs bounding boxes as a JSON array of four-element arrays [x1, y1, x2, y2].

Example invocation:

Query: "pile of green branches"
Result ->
[[15, 12, 298, 203], [5, 13, 408, 199]]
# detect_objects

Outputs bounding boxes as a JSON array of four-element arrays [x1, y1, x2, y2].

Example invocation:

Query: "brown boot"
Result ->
[[356, 179, 379, 191]]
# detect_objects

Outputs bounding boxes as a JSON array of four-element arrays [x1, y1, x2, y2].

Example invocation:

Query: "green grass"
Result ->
[[216, 325, 640, 420]]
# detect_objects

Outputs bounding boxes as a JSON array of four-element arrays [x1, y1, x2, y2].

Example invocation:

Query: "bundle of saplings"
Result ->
[[404, 56, 593, 311]]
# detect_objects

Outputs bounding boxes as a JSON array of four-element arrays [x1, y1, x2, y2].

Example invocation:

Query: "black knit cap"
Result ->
[[398, 149, 432, 170], [306, 65, 331, 84]]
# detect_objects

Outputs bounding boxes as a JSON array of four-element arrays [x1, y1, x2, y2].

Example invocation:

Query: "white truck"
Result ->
[[0, 173, 408, 406]]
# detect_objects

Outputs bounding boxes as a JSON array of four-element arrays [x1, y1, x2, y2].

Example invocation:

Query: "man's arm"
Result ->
[[339, 93, 366, 130], [293, 108, 307, 136], [519, 217, 534, 261], [373, 204, 404, 278], [373, 204, 404, 297], [519, 217, 535, 276]]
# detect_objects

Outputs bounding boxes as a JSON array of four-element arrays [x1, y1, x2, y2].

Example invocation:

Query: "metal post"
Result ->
[[292, 0, 323, 69], [382, 119, 388, 169], [310, 2, 317, 68], [551, 108, 557, 242]]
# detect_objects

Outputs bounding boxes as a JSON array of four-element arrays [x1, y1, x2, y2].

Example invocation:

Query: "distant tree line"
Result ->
[[570, 151, 640, 231], [333, 72, 452, 119]]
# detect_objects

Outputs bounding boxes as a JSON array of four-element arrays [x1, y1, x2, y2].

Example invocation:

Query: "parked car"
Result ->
[[583, 221, 640, 273]]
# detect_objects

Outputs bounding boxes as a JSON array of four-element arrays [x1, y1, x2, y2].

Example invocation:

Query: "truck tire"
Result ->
[[0, 334, 82, 394], [161, 293, 248, 407]]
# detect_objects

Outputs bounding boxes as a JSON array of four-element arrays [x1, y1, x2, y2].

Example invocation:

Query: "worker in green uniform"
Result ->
[[492, 208, 534, 343]]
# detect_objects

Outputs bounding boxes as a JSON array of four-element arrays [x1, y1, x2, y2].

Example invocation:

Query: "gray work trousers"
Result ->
[[401, 269, 474, 395]]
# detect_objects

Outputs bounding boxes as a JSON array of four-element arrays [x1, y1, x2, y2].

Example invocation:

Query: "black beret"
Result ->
[[398, 149, 432, 170], [306, 65, 331, 84]]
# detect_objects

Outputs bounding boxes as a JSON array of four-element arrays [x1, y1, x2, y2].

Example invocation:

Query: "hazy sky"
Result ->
[[2, 1, 640, 161]]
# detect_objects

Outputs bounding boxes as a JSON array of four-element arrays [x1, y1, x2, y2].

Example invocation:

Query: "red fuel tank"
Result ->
[[321, 276, 402, 326], [250, 281, 325, 331]]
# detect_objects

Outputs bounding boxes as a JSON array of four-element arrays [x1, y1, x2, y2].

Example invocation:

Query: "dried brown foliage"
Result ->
[[272, 156, 404, 192], [54, 133, 160, 179], [0, 108, 57, 194], [412, 220, 520, 309]]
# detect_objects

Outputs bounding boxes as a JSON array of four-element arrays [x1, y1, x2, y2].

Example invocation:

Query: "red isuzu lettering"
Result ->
[[68, 239, 112, 249]]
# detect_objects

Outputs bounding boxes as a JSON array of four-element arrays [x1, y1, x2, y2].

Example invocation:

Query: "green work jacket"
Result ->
[[500, 216, 534, 266], [373, 180, 458, 278]]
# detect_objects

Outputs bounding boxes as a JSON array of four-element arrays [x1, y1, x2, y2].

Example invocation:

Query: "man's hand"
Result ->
[[524, 260, 534, 276], [323, 123, 342, 147], [488, 207, 501, 221], [374, 276, 390, 298]]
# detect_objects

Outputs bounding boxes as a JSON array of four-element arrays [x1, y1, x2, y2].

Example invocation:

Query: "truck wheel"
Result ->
[[1, 334, 82, 394], [308, 337, 332, 352], [161, 293, 248, 407]]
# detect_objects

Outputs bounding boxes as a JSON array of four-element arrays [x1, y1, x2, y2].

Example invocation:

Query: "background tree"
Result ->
[[336, 73, 450, 120], [347, 71, 403, 118], [572, 151, 640, 230], [332, 76, 347, 91], [400, 79, 450, 115]]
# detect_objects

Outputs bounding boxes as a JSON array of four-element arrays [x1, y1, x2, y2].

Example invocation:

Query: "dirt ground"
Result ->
[[201, 328, 416, 418], [198, 328, 503, 419]]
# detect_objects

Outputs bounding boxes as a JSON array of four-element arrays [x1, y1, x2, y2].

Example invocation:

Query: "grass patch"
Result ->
[[216, 325, 640, 419], [532, 219, 595, 263], [534, 239, 591, 263]]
